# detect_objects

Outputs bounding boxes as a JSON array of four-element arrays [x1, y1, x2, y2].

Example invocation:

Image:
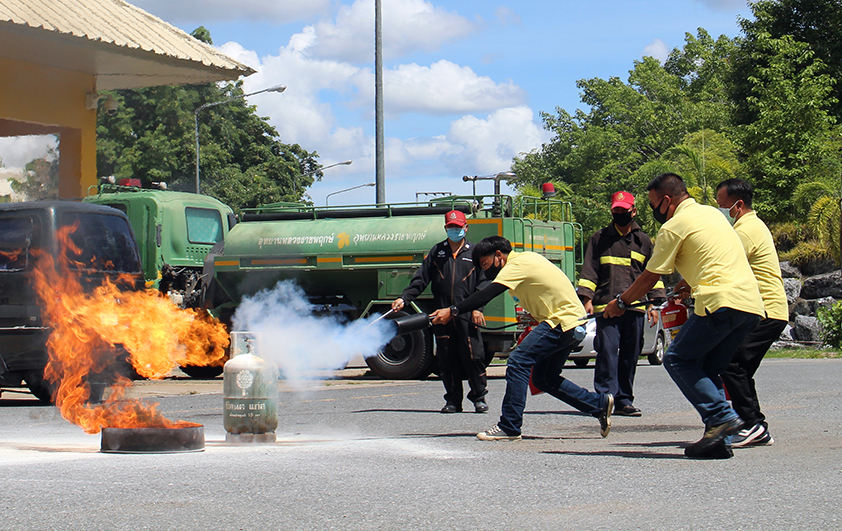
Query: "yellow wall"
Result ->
[[0, 56, 97, 198]]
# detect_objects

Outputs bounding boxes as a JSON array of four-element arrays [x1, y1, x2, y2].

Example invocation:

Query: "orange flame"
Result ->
[[32, 224, 228, 433]]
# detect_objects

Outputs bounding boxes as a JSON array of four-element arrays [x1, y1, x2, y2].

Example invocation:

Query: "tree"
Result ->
[[740, 0, 842, 119], [96, 27, 319, 211], [730, 33, 838, 220], [11, 145, 60, 201], [511, 30, 736, 237]]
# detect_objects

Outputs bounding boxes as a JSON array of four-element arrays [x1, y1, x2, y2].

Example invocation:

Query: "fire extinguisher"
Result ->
[[660, 293, 688, 340]]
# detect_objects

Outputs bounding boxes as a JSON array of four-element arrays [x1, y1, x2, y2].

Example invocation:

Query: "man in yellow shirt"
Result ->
[[715, 179, 789, 447], [430, 236, 613, 441], [604, 173, 764, 459]]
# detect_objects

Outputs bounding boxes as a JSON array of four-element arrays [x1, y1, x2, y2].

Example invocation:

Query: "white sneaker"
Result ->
[[477, 425, 521, 441]]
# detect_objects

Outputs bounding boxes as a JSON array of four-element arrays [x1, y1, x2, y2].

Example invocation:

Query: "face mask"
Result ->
[[651, 196, 669, 224], [446, 227, 465, 242], [484, 256, 502, 280], [718, 202, 738, 226], [612, 211, 633, 227]]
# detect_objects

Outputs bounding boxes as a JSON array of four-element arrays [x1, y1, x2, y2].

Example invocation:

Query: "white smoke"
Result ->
[[231, 280, 394, 381]]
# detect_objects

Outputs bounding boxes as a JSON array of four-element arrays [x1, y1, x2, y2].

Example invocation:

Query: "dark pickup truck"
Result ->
[[0, 202, 144, 403]]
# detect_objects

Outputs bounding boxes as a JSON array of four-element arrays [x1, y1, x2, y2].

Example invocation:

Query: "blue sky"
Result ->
[[0, 0, 753, 205]]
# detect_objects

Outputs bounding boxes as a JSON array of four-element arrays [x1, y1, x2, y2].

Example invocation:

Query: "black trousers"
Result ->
[[594, 311, 644, 408], [435, 320, 487, 405], [721, 318, 788, 427]]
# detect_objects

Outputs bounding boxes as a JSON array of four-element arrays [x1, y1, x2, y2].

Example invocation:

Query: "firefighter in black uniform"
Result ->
[[577, 191, 665, 416], [392, 210, 489, 413]]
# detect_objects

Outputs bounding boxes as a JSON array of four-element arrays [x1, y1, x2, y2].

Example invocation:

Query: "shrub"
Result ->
[[817, 301, 842, 348]]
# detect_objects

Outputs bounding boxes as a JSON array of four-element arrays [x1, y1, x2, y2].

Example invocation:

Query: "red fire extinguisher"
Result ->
[[660, 293, 688, 341]]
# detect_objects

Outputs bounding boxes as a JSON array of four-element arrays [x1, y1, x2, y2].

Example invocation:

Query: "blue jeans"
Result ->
[[594, 312, 645, 407], [499, 321, 607, 436], [663, 308, 761, 428]]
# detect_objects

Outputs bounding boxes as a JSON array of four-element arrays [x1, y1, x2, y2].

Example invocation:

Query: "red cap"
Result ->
[[444, 210, 467, 227], [610, 191, 635, 210]]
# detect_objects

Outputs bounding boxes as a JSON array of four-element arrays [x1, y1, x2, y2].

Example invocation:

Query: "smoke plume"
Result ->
[[231, 280, 394, 380]]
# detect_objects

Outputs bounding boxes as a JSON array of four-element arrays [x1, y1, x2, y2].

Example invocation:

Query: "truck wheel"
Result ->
[[648, 332, 666, 366], [366, 311, 434, 379], [24, 371, 55, 405]]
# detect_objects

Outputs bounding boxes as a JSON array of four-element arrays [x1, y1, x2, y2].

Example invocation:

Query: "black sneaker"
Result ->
[[598, 393, 614, 437], [477, 425, 521, 441], [731, 422, 766, 447], [474, 398, 489, 413], [685, 417, 744, 454], [684, 440, 734, 459]]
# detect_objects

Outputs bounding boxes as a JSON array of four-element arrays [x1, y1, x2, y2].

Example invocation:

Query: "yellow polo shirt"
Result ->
[[645, 198, 764, 318], [494, 251, 585, 331], [734, 210, 789, 321]]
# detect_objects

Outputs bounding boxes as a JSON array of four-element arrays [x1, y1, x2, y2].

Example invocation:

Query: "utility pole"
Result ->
[[374, 0, 386, 205]]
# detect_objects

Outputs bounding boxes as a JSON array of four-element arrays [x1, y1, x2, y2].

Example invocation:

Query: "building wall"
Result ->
[[0, 56, 97, 198]]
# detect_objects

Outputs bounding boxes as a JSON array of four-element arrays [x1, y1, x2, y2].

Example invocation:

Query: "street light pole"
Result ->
[[194, 84, 287, 194], [325, 182, 376, 206], [292, 160, 353, 181]]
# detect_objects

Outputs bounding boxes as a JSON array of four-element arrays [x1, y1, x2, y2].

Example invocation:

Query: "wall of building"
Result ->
[[0, 56, 97, 198]]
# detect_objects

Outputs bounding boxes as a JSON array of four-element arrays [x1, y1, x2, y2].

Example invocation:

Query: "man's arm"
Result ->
[[603, 269, 661, 318], [430, 283, 508, 325]]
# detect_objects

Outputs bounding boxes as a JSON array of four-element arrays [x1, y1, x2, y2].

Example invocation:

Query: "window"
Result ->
[[59, 212, 141, 273], [0, 217, 35, 272], [185, 207, 224, 244]]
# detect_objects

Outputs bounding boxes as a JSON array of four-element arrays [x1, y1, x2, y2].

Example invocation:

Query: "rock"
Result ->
[[784, 277, 802, 304], [801, 259, 838, 277], [793, 315, 822, 343], [800, 270, 842, 299], [789, 298, 810, 320], [779, 261, 802, 279]]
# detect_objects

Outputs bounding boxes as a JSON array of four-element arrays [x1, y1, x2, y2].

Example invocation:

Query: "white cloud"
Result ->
[[304, 0, 477, 63], [443, 106, 551, 175], [128, 0, 330, 24], [495, 6, 522, 26], [693, 0, 748, 11], [0, 135, 57, 170], [354, 60, 527, 115], [643, 38, 670, 63]]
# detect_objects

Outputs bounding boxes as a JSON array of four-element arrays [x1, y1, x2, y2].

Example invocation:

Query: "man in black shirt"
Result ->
[[392, 210, 488, 413]]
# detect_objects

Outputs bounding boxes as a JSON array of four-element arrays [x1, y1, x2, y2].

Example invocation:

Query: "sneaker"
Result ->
[[598, 393, 614, 438], [731, 422, 766, 447], [733, 424, 775, 447], [477, 425, 521, 441], [474, 398, 489, 413], [684, 440, 734, 459], [685, 417, 744, 454]]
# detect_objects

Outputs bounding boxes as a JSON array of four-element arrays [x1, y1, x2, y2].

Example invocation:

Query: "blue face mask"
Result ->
[[446, 227, 465, 242]]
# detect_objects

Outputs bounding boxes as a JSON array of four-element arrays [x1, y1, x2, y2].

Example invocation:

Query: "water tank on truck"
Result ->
[[202, 193, 582, 380]]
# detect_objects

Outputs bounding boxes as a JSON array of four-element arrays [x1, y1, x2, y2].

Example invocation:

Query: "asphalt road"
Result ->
[[0, 358, 840, 530]]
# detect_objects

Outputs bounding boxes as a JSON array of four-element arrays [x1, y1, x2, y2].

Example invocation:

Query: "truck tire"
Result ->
[[366, 311, 434, 379], [25, 371, 55, 405]]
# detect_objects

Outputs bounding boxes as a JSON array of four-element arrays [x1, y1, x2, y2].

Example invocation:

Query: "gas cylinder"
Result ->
[[223, 332, 279, 443], [660, 296, 688, 341]]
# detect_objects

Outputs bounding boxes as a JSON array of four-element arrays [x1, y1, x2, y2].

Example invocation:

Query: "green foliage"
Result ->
[[779, 239, 832, 268], [10, 145, 60, 200], [95, 28, 319, 212], [817, 300, 842, 348]]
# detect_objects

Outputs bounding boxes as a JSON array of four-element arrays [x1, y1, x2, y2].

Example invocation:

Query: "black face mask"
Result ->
[[651, 196, 669, 224], [484, 257, 502, 280], [612, 211, 633, 227]]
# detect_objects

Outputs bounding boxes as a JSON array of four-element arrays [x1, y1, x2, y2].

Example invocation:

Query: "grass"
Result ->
[[766, 347, 840, 359]]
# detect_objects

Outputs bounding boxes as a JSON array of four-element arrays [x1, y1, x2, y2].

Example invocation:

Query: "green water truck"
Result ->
[[203, 190, 583, 380]]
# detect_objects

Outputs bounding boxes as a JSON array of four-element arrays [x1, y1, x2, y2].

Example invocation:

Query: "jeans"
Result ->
[[594, 312, 645, 407], [498, 321, 607, 436], [663, 308, 761, 428]]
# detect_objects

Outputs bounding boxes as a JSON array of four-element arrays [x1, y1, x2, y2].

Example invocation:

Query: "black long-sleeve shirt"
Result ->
[[401, 239, 488, 311]]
